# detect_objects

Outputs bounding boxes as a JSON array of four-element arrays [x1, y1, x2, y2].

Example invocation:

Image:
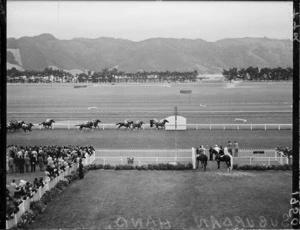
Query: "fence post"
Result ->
[[156, 157, 158, 164], [265, 125, 266, 131], [68, 121, 70, 130], [250, 157, 252, 165], [191, 148, 196, 169], [268, 157, 271, 165], [103, 157, 106, 165]]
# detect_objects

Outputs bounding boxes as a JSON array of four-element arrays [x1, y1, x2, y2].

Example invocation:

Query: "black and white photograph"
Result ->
[[5, 0, 298, 229]]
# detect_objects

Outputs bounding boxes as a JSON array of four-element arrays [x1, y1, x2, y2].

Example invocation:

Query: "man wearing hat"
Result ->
[[213, 144, 221, 153]]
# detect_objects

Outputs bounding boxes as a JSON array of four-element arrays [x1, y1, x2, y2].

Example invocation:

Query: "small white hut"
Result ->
[[165, 116, 187, 130]]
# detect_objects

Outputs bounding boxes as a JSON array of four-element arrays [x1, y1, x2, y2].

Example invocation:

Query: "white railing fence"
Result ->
[[6, 153, 95, 229], [31, 122, 292, 131]]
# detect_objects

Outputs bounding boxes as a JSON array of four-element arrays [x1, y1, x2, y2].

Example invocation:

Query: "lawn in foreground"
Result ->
[[30, 170, 292, 229]]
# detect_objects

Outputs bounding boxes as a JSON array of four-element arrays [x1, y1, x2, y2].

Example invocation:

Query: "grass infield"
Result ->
[[28, 170, 292, 229]]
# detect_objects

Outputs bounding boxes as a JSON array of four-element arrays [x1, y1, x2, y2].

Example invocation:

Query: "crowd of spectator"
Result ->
[[6, 144, 95, 220]]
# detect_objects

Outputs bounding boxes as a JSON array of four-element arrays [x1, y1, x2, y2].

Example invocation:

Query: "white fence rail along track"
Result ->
[[33, 121, 292, 131], [94, 149, 289, 168], [94, 149, 192, 166]]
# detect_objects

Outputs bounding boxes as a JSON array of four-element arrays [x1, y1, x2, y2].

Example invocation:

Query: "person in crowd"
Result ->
[[8, 155, 14, 173], [24, 155, 31, 173], [233, 141, 239, 156], [14, 155, 20, 173], [19, 156, 25, 173], [10, 179, 17, 188], [78, 158, 84, 179], [209, 146, 213, 161], [30, 154, 37, 172], [227, 141, 233, 155], [38, 154, 44, 171]]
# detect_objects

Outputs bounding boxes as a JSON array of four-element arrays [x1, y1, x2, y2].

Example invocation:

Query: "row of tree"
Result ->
[[222, 67, 293, 81], [7, 67, 199, 83]]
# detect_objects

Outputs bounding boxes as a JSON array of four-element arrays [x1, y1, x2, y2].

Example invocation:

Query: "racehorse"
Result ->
[[39, 119, 55, 129], [196, 154, 208, 171], [8, 120, 25, 132], [150, 119, 169, 129], [91, 119, 101, 128], [212, 148, 231, 171], [75, 121, 94, 131], [22, 123, 34, 133], [116, 121, 134, 130], [132, 121, 144, 130]]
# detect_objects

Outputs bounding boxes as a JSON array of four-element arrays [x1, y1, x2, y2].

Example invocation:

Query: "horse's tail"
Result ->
[[75, 125, 81, 126], [116, 123, 121, 126]]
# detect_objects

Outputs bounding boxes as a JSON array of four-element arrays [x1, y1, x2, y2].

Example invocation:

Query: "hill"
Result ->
[[7, 34, 292, 74]]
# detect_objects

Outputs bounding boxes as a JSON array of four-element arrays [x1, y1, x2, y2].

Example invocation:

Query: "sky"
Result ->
[[7, 1, 293, 42]]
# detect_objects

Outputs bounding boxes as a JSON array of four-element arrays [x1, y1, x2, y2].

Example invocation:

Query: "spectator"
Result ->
[[8, 155, 14, 173], [14, 155, 20, 173], [79, 158, 84, 179], [38, 154, 44, 171], [227, 141, 233, 155], [233, 141, 239, 157], [10, 179, 17, 188], [30, 154, 37, 172], [209, 147, 213, 161], [19, 156, 25, 173], [24, 155, 31, 172]]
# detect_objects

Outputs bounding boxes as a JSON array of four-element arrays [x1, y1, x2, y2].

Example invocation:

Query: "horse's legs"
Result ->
[[217, 160, 220, 169]]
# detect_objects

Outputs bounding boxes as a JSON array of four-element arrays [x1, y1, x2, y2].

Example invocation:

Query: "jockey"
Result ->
[[124, 119, 129, 125], [198, 145, 206, 156], [153, 118, 158, 123], [213, 144, 221, 153], [45, 119, 51, 123], [159, 119, 164, 123]]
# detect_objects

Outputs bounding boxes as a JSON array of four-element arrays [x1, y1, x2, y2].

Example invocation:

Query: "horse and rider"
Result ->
[[150, 118, 169, 130], [39, 119, 55, 129], [7, 120, 25, 132], [196, 145, 208, 171], [132, 120, 144, 130], [211, 144, 231, 171], [116, 119, 134, 130]]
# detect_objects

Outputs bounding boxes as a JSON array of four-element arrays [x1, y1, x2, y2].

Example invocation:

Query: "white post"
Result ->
[[121, 157, 123, 164], [191, 147, 196, 169], [229, 154, 233, 171], [68, 121, 70, 130], [156, 157, 158, 164], [210, 125, 211, 130], [268, 157, 271, 165], [103, 157, 106, 165], [250, 157, 252, 165], [265, 125, 266, 131]]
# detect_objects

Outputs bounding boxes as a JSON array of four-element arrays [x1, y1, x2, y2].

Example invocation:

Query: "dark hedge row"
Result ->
[[87, 163, 193, 171], [233, 164, 291, 171]]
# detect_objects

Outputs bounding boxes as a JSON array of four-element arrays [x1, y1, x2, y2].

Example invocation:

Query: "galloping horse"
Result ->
[[39, 119, 55, 129], [212, 146, 231, 171], [91, 119, 101, 128], [7, 120, 25, 132], [75, 121, 94, 131], [22, 123, 34, 133], [116, 121, 134, 130], [150, 119, 169, 130], [132, 121, 144, 130]]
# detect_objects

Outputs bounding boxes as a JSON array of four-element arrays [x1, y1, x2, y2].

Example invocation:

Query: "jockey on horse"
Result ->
[[196, 145, 208, 171]]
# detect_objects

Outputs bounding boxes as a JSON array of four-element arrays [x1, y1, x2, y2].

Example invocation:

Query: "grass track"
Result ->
[[29, 170, 292, 229], [7, 129, 291, 149]]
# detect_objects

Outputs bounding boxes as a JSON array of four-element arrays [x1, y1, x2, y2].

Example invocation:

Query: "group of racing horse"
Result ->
[[7, 118, 169, 132], [7, 119, 55, 133], [196, 145, 232, 172]]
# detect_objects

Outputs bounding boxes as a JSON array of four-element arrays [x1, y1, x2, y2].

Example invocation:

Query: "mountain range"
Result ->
[[7, 34, 292, 74]]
